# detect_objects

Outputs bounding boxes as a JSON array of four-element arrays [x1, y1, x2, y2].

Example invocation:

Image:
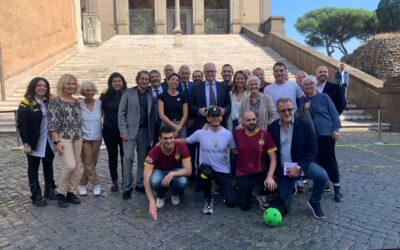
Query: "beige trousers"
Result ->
[[79, 140, 101, 186], [58, 138, 82, 195]]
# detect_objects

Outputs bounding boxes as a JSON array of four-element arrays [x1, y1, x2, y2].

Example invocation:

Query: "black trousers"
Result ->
[[236, 172, 266, 210], [26, 142, 55, 195], [199, 164, 236, 207], [316, 136, 340, 184], [103, 129, 124, 182]]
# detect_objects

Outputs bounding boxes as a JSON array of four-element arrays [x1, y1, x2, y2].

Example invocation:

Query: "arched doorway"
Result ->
[[129, 0, 155, 34], [204, 0, 229, 34]]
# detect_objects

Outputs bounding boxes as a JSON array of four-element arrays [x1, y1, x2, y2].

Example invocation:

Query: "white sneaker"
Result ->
[[156, 198, 165, 208], [171, 195, 180, 205], [78, 185, 87, 196], [93, 185, 101, 196]]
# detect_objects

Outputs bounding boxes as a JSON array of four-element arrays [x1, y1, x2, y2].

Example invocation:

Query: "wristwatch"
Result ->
[[295, 165, 301, 170], [54, 140, 61, 145], [23, 143, 30, 148]]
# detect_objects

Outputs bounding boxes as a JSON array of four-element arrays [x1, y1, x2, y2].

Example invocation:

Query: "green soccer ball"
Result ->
[[263, 208, 282, 227]]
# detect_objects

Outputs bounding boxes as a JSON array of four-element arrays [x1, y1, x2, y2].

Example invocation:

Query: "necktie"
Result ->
[[209, 83, 216, 106], [183, 84, 189, 99], [154, 89, 160, 123]]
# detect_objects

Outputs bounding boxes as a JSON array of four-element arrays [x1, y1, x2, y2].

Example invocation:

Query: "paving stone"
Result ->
[[0, 130, 399, 249]]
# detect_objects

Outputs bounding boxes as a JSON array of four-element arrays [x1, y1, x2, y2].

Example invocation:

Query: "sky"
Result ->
[[271, 0, 381, 59]]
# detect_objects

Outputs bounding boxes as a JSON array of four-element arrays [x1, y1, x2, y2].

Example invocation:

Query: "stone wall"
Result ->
[[242, 25, 400, 131], [343, 34, 400, 80], [0, 0, 78, 96]]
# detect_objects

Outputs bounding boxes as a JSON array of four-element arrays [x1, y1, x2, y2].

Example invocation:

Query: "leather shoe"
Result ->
[[44, 187, 58, 200], [122, 188, 133, 200], [57, 194, 68, 208], [66, 192, 81, 204]]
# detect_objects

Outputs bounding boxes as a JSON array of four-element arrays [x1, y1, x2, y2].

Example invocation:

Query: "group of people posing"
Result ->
[[17, 61, 347, 221]]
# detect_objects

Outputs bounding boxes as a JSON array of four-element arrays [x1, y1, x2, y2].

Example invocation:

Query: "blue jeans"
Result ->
[[278, 162, 328, 203], [150, 169, 188, 198]]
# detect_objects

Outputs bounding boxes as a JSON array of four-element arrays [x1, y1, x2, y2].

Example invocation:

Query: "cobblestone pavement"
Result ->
[[0, 129, 399, 249]]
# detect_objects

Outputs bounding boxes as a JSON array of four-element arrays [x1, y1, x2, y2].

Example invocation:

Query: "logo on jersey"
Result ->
[[175, 153, 181, 161], [145, 156, 153, 164], [258, 138, 265, 147]]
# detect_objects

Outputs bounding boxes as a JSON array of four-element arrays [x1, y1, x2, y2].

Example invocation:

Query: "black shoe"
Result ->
[[111, 180, 119, 192], [134, 186, 145, 193], [32, 196, 47, 207], [44, 187, 58, 200], [307, 199, 326, 219], [122, 188, 133, 200], [324, 184, 331, 192], [66, 192, 81, 204], [334, 186, 344, 202], [57, 194, 69, 208]]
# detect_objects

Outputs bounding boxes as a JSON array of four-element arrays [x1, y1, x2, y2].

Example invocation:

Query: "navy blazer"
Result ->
[[323, 81, 345, 115], [189, 81, 231, 129], [267, 118, 317, 176]]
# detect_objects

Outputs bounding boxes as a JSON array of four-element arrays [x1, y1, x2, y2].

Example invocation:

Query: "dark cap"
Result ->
[[207, 105, 222, 116]]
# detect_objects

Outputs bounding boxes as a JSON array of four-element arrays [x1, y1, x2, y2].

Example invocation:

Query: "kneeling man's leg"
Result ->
[[306, 162, 329, 203], [150, 169, 167, 199], [214, 172, 236, 207], [170, 176, 188, 196], [277, 175, 296, 204]]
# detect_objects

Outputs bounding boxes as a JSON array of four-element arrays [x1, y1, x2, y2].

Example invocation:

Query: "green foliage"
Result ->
[[295, 7, 378, 56], [376, 0, 400, 32]]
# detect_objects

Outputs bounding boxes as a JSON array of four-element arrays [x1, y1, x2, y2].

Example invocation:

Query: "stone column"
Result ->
[[260, 0, 270, 22], [230, 0, 241, 33], [116, 0, 129, 34], [73, 0, 84, 49], [154, 0, 167, 34], [192, 0, 204, 34], [173, 0, 182, 34]]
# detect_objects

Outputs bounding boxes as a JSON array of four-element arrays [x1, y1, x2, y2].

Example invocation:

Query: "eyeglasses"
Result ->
[[278, 108, 294, 113], [204, 70, 216, 74], [139, 77, 149, 81]]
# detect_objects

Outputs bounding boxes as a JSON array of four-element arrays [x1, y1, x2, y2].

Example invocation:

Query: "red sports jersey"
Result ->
[[234, 129, 277, 177], [144, 141, 191, 170]]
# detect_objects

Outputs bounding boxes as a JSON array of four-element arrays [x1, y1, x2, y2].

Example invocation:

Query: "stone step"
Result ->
[[341, 120, 390, 131]]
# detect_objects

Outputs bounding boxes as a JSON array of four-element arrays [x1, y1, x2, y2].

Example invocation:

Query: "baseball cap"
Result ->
[[207, 105, 222, 116]]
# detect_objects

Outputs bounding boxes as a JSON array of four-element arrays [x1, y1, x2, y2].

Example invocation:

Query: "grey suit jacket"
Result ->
[[118, 87, 155, 142]]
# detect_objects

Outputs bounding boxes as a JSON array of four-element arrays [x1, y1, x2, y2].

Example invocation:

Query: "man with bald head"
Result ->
[[234, 111, 277, 211], [189, 62, 231, 130], [316, 66, 345, 115]]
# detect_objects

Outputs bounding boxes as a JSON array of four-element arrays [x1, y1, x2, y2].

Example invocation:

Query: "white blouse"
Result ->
[[79, 99, 102, 141]]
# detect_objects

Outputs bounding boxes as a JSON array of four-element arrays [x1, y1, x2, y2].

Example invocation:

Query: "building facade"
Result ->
[[81, 0, 270, 36]]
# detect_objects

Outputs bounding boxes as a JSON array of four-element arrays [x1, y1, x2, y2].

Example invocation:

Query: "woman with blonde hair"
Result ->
[[48, 73, 82, 208], [77, 81, 102, 196], [228, 70, 248, 131]]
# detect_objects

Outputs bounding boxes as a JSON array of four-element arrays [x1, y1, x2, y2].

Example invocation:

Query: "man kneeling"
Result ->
[[144, 126, 192, 220]]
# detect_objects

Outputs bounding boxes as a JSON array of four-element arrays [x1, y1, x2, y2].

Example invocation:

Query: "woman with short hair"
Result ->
[[17, 77, 57, 207], [48, 73, 82, 208], [299, 75, 343, 202], [77, 81, 102, 196], [239, 76, 276, 130]]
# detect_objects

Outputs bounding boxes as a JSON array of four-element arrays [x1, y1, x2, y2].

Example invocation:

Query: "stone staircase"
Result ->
[[340, 104, 390, 131], [0, 34, 389, 132]]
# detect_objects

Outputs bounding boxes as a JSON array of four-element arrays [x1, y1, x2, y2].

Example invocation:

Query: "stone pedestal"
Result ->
[[264, 16, 285, 35]]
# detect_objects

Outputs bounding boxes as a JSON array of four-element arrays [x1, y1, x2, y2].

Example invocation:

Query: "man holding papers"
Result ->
[[268, 97, 329, 219]]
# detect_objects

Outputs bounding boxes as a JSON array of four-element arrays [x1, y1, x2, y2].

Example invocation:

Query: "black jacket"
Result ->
[[17, 98, 45, 150], [268, 118, 318, 176], [100, 89, 123, 131], [323, 81, 345, 115]]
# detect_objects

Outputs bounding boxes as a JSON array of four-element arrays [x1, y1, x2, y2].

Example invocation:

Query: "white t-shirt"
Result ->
[[80, 99, 102, 141], [264, 81, 304, 110], [186, 127, 236, 173]]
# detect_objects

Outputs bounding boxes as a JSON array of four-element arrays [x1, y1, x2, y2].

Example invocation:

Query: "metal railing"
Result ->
[[345, 106, 400, 144]]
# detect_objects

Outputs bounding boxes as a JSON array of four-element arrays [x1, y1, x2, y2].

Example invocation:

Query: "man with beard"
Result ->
[[253, 67, 271, 92], [316, 66, 345, 115], [118, 70, 155, 199], [234, 111, 277, 211], [192, 70, 204, 83], [221, 64, 234, 88], [143, 126, 192, 220], [182, 105, 236, 214]]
